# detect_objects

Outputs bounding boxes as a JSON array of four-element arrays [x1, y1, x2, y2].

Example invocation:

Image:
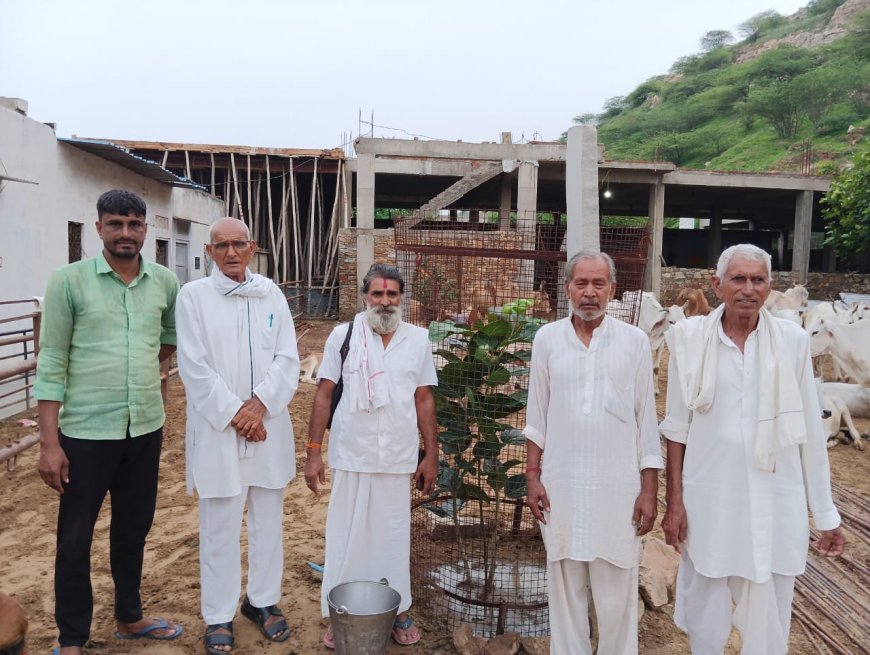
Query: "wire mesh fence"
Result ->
[[397, 211, 650, 638]]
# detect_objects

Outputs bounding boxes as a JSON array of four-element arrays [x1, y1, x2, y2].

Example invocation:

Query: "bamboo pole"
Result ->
[[307, 157, 319, 289], [265, 155, 279, 281], [247, 154, 254, 243], [279, 163, 290, 282], [321, 160, 343, 310], [341, 158, 351, 228], [210, 153, 216, 196], [316, 167, 326, 275], [289, 159, 301, 281], [224, 168, 231, 215], [253, 174, 262, 242], [161, 150, 169, 168], [229, 153, 245, 221], [184, 150, 192, 180]]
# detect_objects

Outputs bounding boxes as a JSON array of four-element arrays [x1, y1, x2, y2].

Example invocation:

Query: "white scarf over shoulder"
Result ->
[[666, 304, 806, 472], [344, 312, 390, 413]]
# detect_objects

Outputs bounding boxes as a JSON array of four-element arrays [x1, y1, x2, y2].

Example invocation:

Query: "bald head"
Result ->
[[209, 217, 250, 243]]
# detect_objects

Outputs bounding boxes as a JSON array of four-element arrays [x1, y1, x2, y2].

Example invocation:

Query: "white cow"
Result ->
[[616, 291, 686, 394], [819, 382, 870, 419], [815, 379, 866, 450], [809, 319, 870, 387], [764, 284, 808, 312], [804, 300, 866, 380], [770, 308, 802, 325]]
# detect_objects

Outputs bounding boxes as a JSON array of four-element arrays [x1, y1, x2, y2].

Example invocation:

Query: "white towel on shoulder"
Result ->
[[344, 312, 390, 413], [667, 305, 806, 472]]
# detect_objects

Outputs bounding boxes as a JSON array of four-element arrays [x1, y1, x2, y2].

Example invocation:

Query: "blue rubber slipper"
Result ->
[[115, 618, 184, 641]]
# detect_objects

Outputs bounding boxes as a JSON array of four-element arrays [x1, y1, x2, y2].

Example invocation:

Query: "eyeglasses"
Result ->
[[211, 240, 252, 253]]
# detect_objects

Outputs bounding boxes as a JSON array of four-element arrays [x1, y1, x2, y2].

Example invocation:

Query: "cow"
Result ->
[[764, 284, 808, 312], [299, 352, 321, 384], [809, 319, 870, 387], [803, 300, 864, 380], [608, 291, 685, 394], [815, 379, 867, 450], [819, 381, 870, 419], [676, 288, 710, 317]]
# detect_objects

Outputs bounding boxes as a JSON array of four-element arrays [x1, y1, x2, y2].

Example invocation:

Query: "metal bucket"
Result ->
[[327, 578, 401, 655]]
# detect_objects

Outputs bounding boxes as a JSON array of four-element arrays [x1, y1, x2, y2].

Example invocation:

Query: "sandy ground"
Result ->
[[1, 318, 868, 654]]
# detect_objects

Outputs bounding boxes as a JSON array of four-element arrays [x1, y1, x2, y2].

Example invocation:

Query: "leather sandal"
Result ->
[[204, 621, 234, 655], [240, 596, 290, 642]]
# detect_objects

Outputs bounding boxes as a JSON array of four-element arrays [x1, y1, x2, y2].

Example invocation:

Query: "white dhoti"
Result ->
[[547, 558, 638, 655], [320, 470, 412, 617], [674, 551, 795, 655], [199, 486, 285, 624]]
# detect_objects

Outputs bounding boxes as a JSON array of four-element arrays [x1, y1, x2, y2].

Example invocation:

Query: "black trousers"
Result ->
[[55, 428, 163, 648]]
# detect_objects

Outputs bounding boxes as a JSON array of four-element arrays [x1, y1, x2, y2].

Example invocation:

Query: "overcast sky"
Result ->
[[2, 0, 810, 150]]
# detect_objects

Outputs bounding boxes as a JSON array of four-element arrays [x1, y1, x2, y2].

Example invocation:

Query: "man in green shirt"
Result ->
[[34, 190, 183, 655]]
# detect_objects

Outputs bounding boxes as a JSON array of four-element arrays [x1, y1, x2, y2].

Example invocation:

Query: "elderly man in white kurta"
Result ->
[[661, 244, 844, 655], [305, 263, 438, 649], [176, 217, 300, 654], [525, 250, 663, 655]]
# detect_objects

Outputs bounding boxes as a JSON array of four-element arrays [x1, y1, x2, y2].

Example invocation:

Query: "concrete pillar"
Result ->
[[792, 190, 813, 284], [565, 125, 600, 256], [517, 160, 539, 290], [499, 174, 512, 228], [707, 207, 723, 269], [644, 180, 665, 297], [356, 153, 376, 286], [517, 161, 538, 226]]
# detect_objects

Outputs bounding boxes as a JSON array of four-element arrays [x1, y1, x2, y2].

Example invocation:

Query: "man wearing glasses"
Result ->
[[176, 217, 300, 654], [35, 190, 182, 655]]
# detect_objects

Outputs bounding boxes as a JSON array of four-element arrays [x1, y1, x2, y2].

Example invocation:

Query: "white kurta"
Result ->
[[176, 269, 300, 498], [524, 316, 663, 568], [660, 317, 840, 582], [317, 318, 437, 473]]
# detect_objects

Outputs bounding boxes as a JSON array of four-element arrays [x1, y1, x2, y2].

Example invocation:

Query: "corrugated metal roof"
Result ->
[[59, 138, 206, 190]]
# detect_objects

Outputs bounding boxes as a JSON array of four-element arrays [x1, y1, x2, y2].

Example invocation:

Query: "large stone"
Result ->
[[484, 632, 521, 655], [520, 635, 550, 655], [453, 623, 486, 655], [639, 536, 680, 608]]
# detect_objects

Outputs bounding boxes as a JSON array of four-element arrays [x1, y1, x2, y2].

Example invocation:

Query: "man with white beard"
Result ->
[[525, 250, 662, 655], [305, 263, 438, 649]]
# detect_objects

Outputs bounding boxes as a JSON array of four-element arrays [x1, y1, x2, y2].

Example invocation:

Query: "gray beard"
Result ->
[[365, 305, 401, 334], [572, 304, 605, 322]]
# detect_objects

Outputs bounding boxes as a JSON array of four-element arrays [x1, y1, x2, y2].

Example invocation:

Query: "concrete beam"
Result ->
[[792, 190, 813, 283], [355, 137, 567, 162], [663, 170, 830, 192], [420, 162, 504, 213], [645, 181, 665, 296], [565, 126, 600, 255], [346, 157, 477, 177]]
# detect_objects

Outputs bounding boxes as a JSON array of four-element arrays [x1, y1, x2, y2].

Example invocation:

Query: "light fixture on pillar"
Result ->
[[600, 171, 613, 199]]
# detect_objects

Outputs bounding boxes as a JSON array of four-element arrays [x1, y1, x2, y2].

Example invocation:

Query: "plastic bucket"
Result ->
[[327, 578, 401, 655]]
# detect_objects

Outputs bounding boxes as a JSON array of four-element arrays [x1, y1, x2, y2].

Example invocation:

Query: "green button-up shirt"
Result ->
[[33, 252, 179, 439]]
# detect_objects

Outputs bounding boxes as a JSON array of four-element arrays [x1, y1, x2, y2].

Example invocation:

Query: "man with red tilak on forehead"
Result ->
[[306, 263, 438, 648]]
